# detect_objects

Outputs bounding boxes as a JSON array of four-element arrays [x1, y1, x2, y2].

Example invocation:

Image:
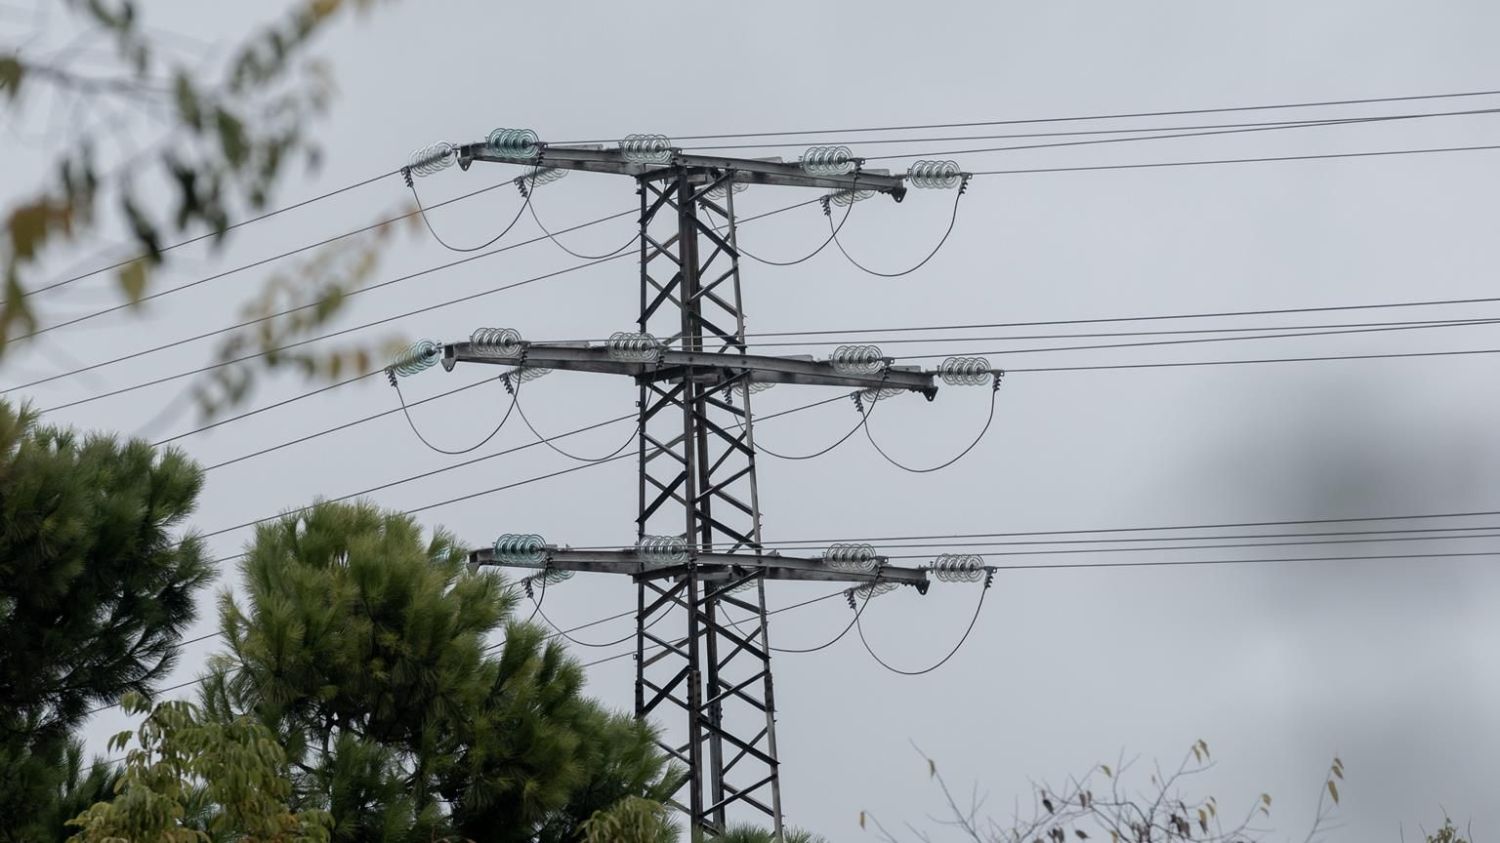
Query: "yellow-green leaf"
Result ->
[[1327, 780, 1339, 805], [118, 259, 149, 304], [928, 758, 936, 778], [8, 199, 72, 261], [1100, 764, 1112, 778], [173, 72, 201, 130], [858, 810, 866, 830], [0, 55, 22, 99], [216, 108, 248, 168]]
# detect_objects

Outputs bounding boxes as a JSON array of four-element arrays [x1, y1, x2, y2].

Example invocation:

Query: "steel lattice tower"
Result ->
[[424, 137, 970, 839]]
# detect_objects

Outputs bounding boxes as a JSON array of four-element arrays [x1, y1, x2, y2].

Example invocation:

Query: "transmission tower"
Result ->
[[396, 131, 986, 839]]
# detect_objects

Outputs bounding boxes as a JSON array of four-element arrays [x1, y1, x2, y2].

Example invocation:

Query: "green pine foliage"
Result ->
[[0, 401, 211, 839], [708, 826, 827, 843], [203, 500, 677, 842]]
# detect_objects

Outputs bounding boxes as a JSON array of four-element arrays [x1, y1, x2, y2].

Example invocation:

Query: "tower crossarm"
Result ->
[[460, 142, 908, 198], [469, 547, 931, 591], [442, 341, 939, 396]]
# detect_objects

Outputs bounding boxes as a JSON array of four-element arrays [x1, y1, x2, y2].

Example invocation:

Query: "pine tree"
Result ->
[[0, 401, 211, 839], [204, 500, 676, 842]]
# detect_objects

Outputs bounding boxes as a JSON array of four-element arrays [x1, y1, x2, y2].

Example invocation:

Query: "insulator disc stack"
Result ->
[[846, 581, 898, 608], [857, 386, 906, 404], [724, 576, 760, 595], [389, 340, 441, 377], [524, 568, 574, 589], [469, 327, 524, 358], [829, 344, 886, 375], [706, 176, 750, 200], [504, 366, 553, 384], [637, 535, 689, 567], [930, 554, 986, 582], [906, 159, 964, 189], [938, 356, 993, 386], [493, 533, 549, 568], [487, 127, 541, 160], [827, 188, 875, 206], [823, 542, 879, 573], [407, 142, 456, 178], [528, 166, 567, 186], [620, 133, 674, 165], [607, 331, 663, 363], [799, 145, 855, 176]]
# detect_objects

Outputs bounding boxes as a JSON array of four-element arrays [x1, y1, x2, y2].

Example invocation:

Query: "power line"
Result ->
[[24, 196, 821, 413], [199, 410, 639, 539], [859, 106, 1500, 162], [657, 317, 1500, 375], [861, 383, 999, 474], [827, 181, 967, 277], [554, 87, 1500, 144], [86, 585, 855, 718], [180, 376, 500, 457], [968, 143, 1500, 176], [132, 518, 1500, 647], [146, 324, 1500, 489], [84, 531, 1497, 721], [141, 329, 1500, 500], [409, 175, 531, 253], [25, 168, 400, 299], [23, 139, 1495, 398], [119, 321, 1495, 425], [84, 602, 643, 717], [35, 255, 628, 414], [737, 295, 1500, 341], [560, 524, 1500, 559], [196, 392, 842, 543], [42, 300, 1500, 416], [675, 108, 1500, 152], [744, 507, 1500, 547], [856, 582, 989, 676], [886, 316, 1500, 360], [5, 201, 637, 393], [732, 315, 1500, 346], [876, 532, 1500, 559], [979, 548, 1499, 572], [40, 88, 1496, 311], [1000, 344, 1500, 373], [392, 376, 516, 456]]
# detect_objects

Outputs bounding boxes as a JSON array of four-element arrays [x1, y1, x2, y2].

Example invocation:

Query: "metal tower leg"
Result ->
[[634, 168, 784, 839]]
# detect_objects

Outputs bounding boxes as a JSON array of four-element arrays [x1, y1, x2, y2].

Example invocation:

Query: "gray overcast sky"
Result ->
[[6, 0, 1500, 838]]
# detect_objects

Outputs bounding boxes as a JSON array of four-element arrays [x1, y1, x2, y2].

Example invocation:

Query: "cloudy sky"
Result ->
[[6, 0, 1500, 839]]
